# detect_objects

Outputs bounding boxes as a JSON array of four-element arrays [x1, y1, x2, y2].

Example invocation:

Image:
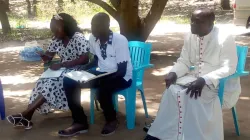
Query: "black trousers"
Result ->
[[63, 70, 132, 124]]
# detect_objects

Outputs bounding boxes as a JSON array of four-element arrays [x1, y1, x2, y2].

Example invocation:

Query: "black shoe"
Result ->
[[58, 123, 89, 137], [143, 119, 154, 133], [101, 120, 119, 136], [143, 125, 150, 133], [144, 135, 160, 140]]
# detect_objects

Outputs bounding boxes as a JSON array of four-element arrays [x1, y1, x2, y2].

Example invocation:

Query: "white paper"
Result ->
[[40, 68, 66, 78], [64, 71, 115, 83], [64, 71, 96, 82]]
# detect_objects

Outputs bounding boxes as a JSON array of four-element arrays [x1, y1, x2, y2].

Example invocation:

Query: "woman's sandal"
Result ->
[[7, 113, 23, 126], [16, 118, 33, 130], [6, 113, 33, 130]]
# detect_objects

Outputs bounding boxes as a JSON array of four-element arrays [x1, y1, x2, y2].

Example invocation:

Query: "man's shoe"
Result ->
[[101, 120, 119, 136], [144, 135, 160, 140], [58, 123, 89, 137]]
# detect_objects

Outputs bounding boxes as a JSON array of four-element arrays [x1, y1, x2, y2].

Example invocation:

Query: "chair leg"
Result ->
[[113, 94, 118, 112], [232, 106, 240, 136], [0, 80, 5, 120], [90, 89, 96, 124], [94, 97, 100, 111], [125, 91, 136, 129], [139, 88, 149, 118]]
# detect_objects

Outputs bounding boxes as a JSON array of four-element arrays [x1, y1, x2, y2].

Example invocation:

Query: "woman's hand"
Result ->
[[37, 51, 55, 63], [50, 63, 62, 70]]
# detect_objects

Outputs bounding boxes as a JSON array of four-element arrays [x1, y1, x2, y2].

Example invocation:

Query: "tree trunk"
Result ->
[[119, 0, 142, 41], [33, 0, 37, 17], [58, 0, 64, 12], [0, 11, 11, 34], [85, 0, 168, 42], [5, 0, 10, 11], [221, 0, 231, 10], [0, 0, 10, 34], [26, 0, 32, 18]]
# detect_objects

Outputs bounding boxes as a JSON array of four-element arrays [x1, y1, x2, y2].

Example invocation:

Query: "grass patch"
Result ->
[[0, 29, 52, 42]]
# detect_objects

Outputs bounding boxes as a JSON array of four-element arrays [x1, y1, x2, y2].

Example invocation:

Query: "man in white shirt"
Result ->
[[145, 8, 240, 140], [59, 13, 133, 137]]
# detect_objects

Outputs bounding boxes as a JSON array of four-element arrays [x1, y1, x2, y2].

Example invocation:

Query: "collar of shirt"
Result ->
[[95, 31, 113, 45], [197, 27, 215, 41]]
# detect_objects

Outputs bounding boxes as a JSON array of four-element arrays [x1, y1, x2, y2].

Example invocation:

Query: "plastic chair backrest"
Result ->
[[236, 46, 248, 72], [128, 41, 152, 81]]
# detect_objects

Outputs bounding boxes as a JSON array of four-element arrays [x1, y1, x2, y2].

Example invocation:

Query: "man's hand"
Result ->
[[50, 63, 62, 70], [186, 77, 206, 99], [165, 72, 177, 88]]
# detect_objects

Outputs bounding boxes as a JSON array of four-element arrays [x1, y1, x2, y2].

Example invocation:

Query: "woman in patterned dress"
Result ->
[[6, 13, 90, 129]]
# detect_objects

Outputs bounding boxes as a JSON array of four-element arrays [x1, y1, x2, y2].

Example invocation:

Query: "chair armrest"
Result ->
[[133, 64, 154, 73], [220, 71, 249, 82], [218, 71, 249, 106]]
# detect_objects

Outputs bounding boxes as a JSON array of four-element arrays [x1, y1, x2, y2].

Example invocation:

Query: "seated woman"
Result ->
[[6, 13, 90, 129]]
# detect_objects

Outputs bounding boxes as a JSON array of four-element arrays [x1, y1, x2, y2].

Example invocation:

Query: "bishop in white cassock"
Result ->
[[145, 8, 241, 140]]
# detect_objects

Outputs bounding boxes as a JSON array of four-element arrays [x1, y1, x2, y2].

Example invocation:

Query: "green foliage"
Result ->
[[0, 29, 52, 42], [36, 0, 105, 21]]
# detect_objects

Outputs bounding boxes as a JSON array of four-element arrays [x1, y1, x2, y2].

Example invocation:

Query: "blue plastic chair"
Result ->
[[190, 46, 249, 136], [218, 46, 249, 136], [90, 41, 154, 129], [0, 79, 5, 120]]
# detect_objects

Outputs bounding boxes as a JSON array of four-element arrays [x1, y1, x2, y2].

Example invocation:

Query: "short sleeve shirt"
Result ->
[[47, 32, 89, 63], [89, 32, 133, 81]]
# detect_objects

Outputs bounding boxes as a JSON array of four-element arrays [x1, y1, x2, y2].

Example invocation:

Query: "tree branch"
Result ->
[[84, 0, 119, 20], [141, 0, 168, 40], [110, 0, 121, 11]]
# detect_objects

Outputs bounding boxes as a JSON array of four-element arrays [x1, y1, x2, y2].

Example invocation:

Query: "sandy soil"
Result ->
[[0, 32, 250, 140]]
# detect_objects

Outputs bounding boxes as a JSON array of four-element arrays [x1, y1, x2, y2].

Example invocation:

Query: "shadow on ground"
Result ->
[[0, 33, 250, 140]]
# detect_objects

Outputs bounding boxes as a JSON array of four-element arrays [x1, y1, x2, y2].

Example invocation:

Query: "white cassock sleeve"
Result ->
[[202, 34, 237, 88], [170, 34, 192, 78]]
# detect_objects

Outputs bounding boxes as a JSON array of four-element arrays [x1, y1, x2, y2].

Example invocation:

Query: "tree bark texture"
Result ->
[[0, 0, 11, 34], [26, 0, 32, 18], [221, 0, 231, 10], [85, 0, 168, 41]]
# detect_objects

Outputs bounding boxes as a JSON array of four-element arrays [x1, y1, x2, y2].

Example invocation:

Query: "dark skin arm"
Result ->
[[186, 77, 206, 99], [165, 72, 206, 99], [37, 51, 55, 62], [165, 72, 178, 88], [83, 55, 98, 70], [103, 61, 127, 82], [50, 53, 89, 70]]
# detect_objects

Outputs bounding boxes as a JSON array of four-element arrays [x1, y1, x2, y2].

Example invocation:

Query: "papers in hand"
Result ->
[[64, 71, 115, 83], [176, 75, 197, 87], [40, 68, 66, 78]]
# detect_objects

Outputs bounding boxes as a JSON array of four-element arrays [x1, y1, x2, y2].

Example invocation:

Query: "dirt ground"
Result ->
[[0, 32, 250, 140]]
